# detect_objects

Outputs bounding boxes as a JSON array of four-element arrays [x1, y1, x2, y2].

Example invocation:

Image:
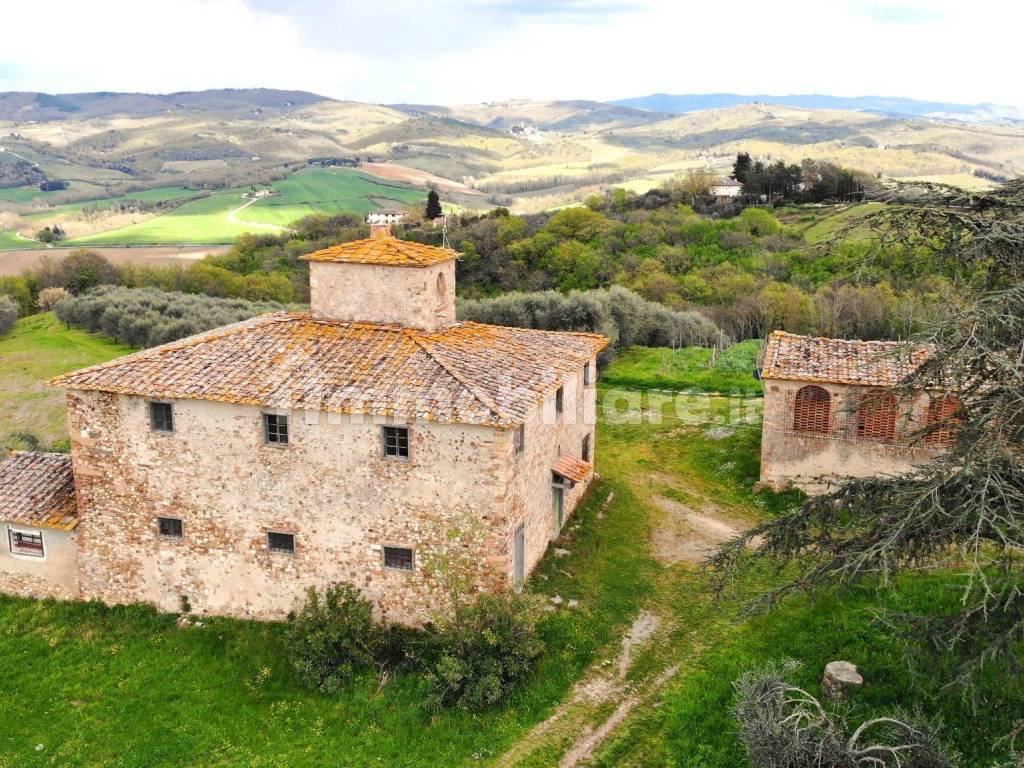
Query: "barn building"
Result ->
[[759, 331, 958, 493], [0, 225, 607, 624]]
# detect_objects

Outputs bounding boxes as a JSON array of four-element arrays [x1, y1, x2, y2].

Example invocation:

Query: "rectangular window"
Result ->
[[582, 433, 591, 463], [157, 516, 183, 539], [555, 387, 564, 414], [383, 545, 414, 571], [583, 362, 591, 386], [262, 413, 289, 445], [9, 529, 44, 557], [149, 401, 174, 433], [382, 425, 410, 459], [267, 531, 295, 554], [514, 423, 525, 453]]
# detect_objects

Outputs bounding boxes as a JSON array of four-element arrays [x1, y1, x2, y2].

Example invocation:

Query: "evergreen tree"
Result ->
[[732, 152, 753, 184], [425, 190, 442, 220]]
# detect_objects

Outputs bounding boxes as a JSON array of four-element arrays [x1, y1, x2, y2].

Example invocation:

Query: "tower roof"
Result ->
[[300, 236, 456, 268]]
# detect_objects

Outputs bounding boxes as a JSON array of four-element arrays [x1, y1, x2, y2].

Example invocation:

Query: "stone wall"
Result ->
[[67, 391, 510, 624], [760, 379, 939, 494], [505, 359, 598, 579], [0, 524, 78, 600], [309, 260, 456, 331]]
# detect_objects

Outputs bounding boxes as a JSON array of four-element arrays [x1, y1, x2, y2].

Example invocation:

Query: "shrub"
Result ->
[[426, 591, 545, 711], [36, 286, 70, 312], [0, 275, 34, 316], [285, 583, 383, 693], [35, 249, 121, 294], [0, 295, 17, 336], [55, 286, 290, 347]]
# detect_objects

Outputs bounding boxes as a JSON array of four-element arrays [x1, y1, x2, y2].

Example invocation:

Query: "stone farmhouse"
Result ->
[[759, 331, 959, 493], [0, 226, 607, 625]]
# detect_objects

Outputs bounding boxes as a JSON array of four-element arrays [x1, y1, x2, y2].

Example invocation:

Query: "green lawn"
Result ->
[[0, 313, 133, 450], [0, 185, 52, 204], [0, 230, 37, 249], [0, 326, 1016, 767], [801, 201, 884, 244], [600, 340, 764, 395], [244, 168, 426, 226]]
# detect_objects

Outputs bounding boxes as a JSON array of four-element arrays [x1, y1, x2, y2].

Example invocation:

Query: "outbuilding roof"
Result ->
[[0, 452, 77, 531], [49, 313, 608, 428], [761, 331, 929, 387], [300, 237, 456, 267], [552, 454, 592, 485]]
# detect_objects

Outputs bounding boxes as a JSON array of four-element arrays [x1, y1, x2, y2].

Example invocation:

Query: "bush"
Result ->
[[0, 275, 34, 316], [55, 286, 290, 347], [36, 286, 70, 312], [0, 295, 17, 336], [426, 591, 545, 711], [35, 249, 120, 294], [285, 583, 383, 693]]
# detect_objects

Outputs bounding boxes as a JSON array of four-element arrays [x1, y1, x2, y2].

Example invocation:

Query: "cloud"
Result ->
[[1, 0, 1023, 109]]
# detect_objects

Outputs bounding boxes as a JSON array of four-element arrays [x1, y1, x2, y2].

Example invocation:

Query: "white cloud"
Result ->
[[1, 0, 1022, 108]]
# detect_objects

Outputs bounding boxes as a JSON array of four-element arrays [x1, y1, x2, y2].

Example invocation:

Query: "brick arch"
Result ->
[[924, 394, 963, 447], [856, 391, 899, 443], [793, 385, 831, 434]]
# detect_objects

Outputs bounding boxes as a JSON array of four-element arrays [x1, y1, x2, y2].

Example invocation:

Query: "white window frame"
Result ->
[[8, 525, 45, 560]]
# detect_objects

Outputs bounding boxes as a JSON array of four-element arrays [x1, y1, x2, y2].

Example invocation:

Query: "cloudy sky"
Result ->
[[2, 0, 1022, 107]]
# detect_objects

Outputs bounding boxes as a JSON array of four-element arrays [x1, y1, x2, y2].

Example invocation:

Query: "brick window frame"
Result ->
[[924, 395, 963, 447], [856, 391, 899, 443], [792, 385, 831, 435], [383, 545, 414, 571], [149, 401, 174, 433], [381, 425, 411, 459]]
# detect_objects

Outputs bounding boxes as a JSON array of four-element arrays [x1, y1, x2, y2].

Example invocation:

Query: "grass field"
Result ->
[[0, 313, 133, 450], [58, 169, 426, 245], [0, 230, 36, 249], [600, 341, 764, 395], [244, 168, 426, 226], [0, 327, 1016, 766]]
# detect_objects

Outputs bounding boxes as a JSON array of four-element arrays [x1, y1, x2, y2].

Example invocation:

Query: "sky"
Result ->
[[2, 0, 1023, 108]]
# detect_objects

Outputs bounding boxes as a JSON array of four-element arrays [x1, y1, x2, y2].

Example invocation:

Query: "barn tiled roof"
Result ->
[[552, 454, 592, 484], [761, 331, 930, 387], [300, 237, 456, 267], [49, 313, 608, 428], [0, 452, 77, 531]]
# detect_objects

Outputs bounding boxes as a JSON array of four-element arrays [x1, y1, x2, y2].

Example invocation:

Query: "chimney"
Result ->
[[369, 223, 392, 240]]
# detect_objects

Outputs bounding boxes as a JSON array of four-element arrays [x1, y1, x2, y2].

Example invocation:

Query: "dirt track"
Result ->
[[0, 245, 231, 276]]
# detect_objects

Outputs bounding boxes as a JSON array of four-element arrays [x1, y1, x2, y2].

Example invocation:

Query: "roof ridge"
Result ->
[[405, 330, 513, 425], [459, 320, 609, 344]]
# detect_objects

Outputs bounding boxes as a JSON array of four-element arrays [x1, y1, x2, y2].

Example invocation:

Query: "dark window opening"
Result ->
[[9, 530, 44, 557], [149, 401, 174, 433], [583, 362, 591, 386], [383, 546, 414, 571], [582, 434, 591, 462], [157, 516, 183, 539], [382, 425, 410, 458], [263, 413, 289, 445], [514, 424, 525, 453], [267, 531, 295, 554], [555, 387, 564, 414]]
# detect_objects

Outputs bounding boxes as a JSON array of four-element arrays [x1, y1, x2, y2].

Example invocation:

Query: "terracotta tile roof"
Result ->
[[761, 331, 930, 387], [0, 452, 77, 531], [300, 236, 456, 267], [49, 313, 608, 428], [552, 454, 592, 484]]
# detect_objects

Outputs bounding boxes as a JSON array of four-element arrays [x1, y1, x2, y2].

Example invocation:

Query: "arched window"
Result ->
[[792, 385, 831, 434], [436, 272, 447, 306], [856, 392, 898, 443], [924, 395, 962, 447]]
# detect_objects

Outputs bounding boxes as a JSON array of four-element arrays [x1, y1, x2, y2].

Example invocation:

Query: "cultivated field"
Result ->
[[0, 245, 229, 276]]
